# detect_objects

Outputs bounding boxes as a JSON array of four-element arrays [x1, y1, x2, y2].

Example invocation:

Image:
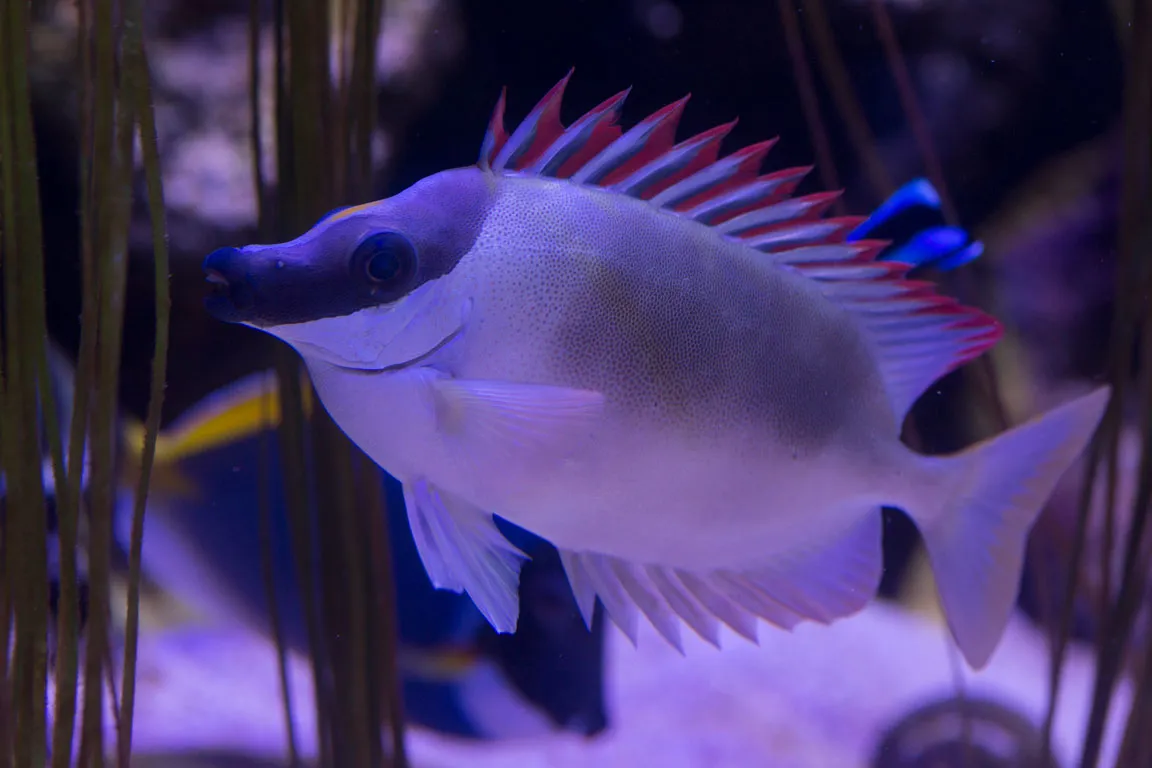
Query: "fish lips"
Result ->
[[204, 271, 257, 325], [203, 246, 267, 325]]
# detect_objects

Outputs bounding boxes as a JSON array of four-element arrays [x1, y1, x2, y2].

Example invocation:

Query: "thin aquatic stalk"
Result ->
[[257, 383, 301, 767], [0, 4, 79, 759], [1039, 444, 1105, 760], [1068, 6, 1152, 763], [336, 4, 402, 764], [0, 653, 9, 768], [1087, 46, 1152, 622], [1116, 630, 1152, 765], [1080, 321, 1152, 768], [360, 455, 408, 767], [1088, 379, 1126, 673], [77, 2, 119, 758], [275, 5, 339, 763], [0, 38, 39, 768], [340, 0, 382, 201], [287, 0, 332, 225], [352, 0, 384, 200], [116, 4, 170, 762], [102, 628, 121, 733], [0, 0, 53, 761], [81, 0, 139, 761], [273, 0, 294, 235], [329, 0, 351, 199], [867, 0, 957, 224], [0, 414, 10, 766], [1097, 449, 1119, 642], [250, 0, 268, 237], [287, 3, 402, 765], [346, 3, 408, 761], [264, 2, 405, 763], [274, 354, 334, 767], [313, 415, 368, 768], [0, 316, 10, 768], [67, 0, 100, 554], [250, 4, 302, 763], [1041, 1, 1152, 762], [775, 0, 842, 215], [47, 358, 84, 767], [1080, 191, 1152, 763], [271, 7, 337, 764], [800, 0, 894, 201], [56, 2, 99, 759], [311, 415, 349, 766], [340, 449, 374, 768]]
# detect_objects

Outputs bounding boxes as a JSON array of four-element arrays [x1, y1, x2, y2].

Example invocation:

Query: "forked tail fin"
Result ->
[[913, 385, 1111, 669]]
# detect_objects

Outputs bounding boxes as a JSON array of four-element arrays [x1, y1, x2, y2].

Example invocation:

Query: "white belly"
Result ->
[[483, 424, 889, 570], [308, 358, 901, 573]]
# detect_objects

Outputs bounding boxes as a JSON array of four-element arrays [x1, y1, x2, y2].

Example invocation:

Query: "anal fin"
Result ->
[[403, 479, 528, 633], [738, 508, 883, 623], [556, 508, 883, 650]]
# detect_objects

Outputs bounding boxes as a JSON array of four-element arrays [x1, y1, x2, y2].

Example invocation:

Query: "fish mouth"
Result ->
[[204, 264, 257, 323]]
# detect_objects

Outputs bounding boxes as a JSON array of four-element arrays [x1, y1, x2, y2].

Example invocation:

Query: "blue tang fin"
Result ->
[[850, 178, 983, 272]]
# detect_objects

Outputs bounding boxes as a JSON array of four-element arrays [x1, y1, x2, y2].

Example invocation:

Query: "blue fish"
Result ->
[[8, 349, 607, 742], [853, 178, 984, 272], [112, 371, 608, 739]]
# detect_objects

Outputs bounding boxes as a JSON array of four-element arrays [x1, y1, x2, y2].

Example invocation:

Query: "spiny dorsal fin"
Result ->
[[479, 72, 1002, 419], [477, 87, 509, 173]]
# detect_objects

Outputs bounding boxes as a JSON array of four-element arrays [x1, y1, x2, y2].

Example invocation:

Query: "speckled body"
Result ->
[[304, 170, 917, 570]]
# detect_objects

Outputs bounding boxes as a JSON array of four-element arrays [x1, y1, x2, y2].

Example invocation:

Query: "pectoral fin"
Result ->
[[403, 478, 528, 633], [430, 377, 605, 459]]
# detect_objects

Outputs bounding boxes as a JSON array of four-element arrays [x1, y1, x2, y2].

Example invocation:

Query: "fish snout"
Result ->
[[203, 246, 258, 323]]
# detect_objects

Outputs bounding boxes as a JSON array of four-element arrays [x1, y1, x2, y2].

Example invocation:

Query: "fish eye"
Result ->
[[353, 230, 417, 292]]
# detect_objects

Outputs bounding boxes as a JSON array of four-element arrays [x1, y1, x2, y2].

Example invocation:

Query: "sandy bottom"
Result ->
[[119, 601, 1130, 768]]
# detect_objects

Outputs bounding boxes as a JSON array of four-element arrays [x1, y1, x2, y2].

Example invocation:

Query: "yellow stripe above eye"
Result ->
[[324, 199, 382, 224]]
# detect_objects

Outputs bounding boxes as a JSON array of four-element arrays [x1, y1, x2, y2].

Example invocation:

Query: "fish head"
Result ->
[[203, 167, 494, 371]]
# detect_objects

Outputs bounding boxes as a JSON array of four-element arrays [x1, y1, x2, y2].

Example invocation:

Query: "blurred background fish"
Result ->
[[18, 348, 607, 743]]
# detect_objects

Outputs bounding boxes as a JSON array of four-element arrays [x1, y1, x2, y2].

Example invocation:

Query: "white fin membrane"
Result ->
[[407, 373, 605, 635], [558, 508, 883, 650], [430, 376, 605, 461], [403, 479, 527, 633]]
